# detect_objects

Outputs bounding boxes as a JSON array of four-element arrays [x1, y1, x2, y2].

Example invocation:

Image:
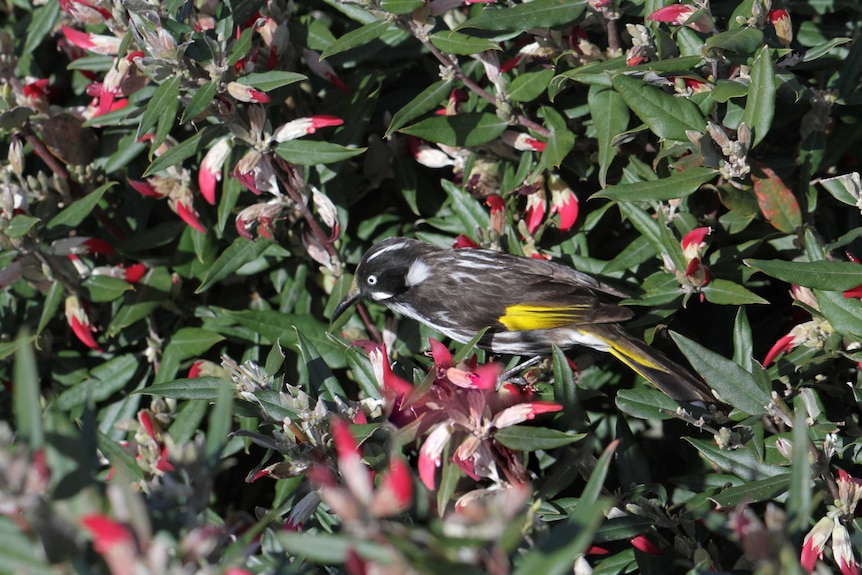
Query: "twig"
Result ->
[[273, 157, 338, 260], [406, 20, 552, 139]]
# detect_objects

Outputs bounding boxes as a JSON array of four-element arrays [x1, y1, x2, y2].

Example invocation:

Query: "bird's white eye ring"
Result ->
[[366, 275, 377, 285]]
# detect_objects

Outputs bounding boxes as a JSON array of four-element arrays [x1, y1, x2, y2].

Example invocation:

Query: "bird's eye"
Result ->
[[366, 275, 377, 286]]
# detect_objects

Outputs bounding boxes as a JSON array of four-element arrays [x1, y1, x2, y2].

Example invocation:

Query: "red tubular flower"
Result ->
[[188, 360, 204, 378], [763, 333, 797, 367], [303, 49, 349, 93], [768, 9, 793, 47], [486, 195, 505, 214], [129, 179, 164, 198], [171, 198, 206, 233], [61, 25, 121, 54], [122, 263, 147, 283], [273, 115, 343, 142], [524, 189, 546, 235], [81, 515, 135, 555], [647, 4, 713, 33], [65, 296, 102, 351], [226, 81, 270, 103], [548, 175, 578, 231], [631, 534, 662, 555], [82, 237, 115, 256], [198, 138, 232, 205], [502, 131, 546, 152]]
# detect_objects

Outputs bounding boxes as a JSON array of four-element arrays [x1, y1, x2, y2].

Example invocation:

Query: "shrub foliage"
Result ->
[[2, 0, 862, 573]]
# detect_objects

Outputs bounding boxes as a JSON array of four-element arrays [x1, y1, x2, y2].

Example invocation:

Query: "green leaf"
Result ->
[[5, 214, 40, 238], [816, 289, 862, 339], [702, 278, 769, 305], [108, 266, 173, 336], [45, 182, 114, 234], [460, 0, 588, 31], [741, 46, 776, 147], [694, 475, 791, 510], [819, 173, 861, 207], [274, 140, 366, 165], [137, 376, 230, 399], [615, 386, 681, 420], [24, 1, 60, 57], [787, 409, 811, 528], [541, 126, 575, 170], [97, 430, 145, 481], [137, 75, 181, 140], [55, 354, 140, 410], [703, 27, 764, 55], [441, 179, 489, 233], [206, 378, 234, 462], [711, 79, 749, 103], [611, 73, 705, 141], [733, 306, 754, 372], [509, 69, 555, 103], [685, 438, 786, 481], [551, 344, 586, 429], [181, 80, 218, 123], [321, 20, 392, 59], [380, 0, 424, 13], [513, 499, 608, 575], [495, 426, 585, 450], [143, 128, 208, 176], [81, 275, 134, 303], [430, 30, 500, 55], [226, 310, 346, 368], [197, 237, 272, 293], [589, 85, 629, 188], [295, 328, 345, 400], [227, 25, 254, 67], [744, 259, 862, 291], [36, 281, 64, 336], [13, 330, 42, 449], [399, 113, 509, 147], [277, 531, 397, 564], [671, 331, 771, 415], [386, 80, 453, 137], [594, 167, 716, 201], [236, 70, 307, 91]]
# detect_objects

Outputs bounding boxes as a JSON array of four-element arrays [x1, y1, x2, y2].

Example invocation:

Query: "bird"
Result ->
[[332, 237, 715, 403]]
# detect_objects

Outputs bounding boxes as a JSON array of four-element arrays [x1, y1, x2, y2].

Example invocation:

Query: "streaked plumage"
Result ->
[[334, 237, 714, 403]]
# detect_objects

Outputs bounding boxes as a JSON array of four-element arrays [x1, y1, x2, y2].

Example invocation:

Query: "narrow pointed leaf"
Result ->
[[671, 331, 771, 414], [611, 74, 705, 141], [594, 167, 716, 201]]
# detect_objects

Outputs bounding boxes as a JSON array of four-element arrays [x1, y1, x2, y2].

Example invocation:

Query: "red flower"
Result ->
[[647, 4, 713, 33], [81, 515, 135, 555], [65, 295, 102, 351], [631, 534, 662, 555], [453, 234, 479, 249], [197, 138, 232, 205]]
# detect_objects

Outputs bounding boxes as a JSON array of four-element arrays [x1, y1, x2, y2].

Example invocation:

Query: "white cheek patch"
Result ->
[[370, 290, 394, 301], [405, 259, 431, 287]]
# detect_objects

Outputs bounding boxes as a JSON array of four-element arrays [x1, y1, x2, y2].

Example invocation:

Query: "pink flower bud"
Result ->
[[65, 295, 102, 351], [647, 4, 713, 33], [273, 116, 343, 142], [61, 26, 121, 54]]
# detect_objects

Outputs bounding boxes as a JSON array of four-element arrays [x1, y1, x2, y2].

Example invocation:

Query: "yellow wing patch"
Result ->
[[498, 304, 591, 331]]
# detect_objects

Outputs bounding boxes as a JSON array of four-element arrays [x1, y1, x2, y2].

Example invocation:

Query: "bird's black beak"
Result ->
[[332, 278, 361, 322]]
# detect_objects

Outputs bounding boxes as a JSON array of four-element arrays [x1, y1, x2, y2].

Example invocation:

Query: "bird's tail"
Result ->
[[585, 324, 714, 403]]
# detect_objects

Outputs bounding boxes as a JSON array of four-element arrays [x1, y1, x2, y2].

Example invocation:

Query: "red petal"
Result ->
[[198, 168, 218, 205], [188, 360, 204, 378], [175, 201, 206, 233], [81, 515, 134, 554], [486, 195, 505, 214], [129, 179, 163, 198], [123, 263, 147, 283], [631, 534, 662, 555], [763, 333, 795, 367], [381, 457, 413, 509], [453, 234, 479, 249], [82, 237, 115, 256], [429, 338, 453, 369], [844, 284, 862, 299], [69, 316, 102, 351], [61, 26, 94, 49]]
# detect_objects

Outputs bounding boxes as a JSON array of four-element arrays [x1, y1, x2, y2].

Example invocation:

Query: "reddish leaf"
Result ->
[[752, 166, 801, 233]]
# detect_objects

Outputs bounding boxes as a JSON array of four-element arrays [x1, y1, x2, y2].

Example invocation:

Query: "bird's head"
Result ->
[[332, 237, 432, 321]]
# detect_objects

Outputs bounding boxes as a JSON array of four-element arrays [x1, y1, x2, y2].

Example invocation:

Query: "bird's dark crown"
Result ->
[[354, 238, 426, 300]]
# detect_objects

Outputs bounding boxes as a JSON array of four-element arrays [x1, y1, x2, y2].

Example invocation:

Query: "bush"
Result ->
[[2, 0, 861, 573]]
